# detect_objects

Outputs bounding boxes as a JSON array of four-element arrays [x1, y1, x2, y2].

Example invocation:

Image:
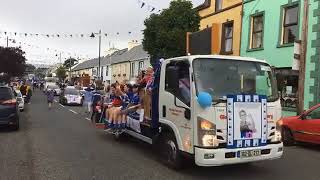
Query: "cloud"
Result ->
[[0, 0, 203, 65]]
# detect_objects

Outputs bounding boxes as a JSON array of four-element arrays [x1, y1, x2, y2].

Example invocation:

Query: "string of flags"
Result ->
[[137, 0, 161, 13], [0, 30, 139, 39], [0, 37, 90, 60]]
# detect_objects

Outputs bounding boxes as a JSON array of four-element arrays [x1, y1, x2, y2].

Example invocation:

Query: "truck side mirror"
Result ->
[[166, 66, 179, 94], [185, 108, 191, 120]]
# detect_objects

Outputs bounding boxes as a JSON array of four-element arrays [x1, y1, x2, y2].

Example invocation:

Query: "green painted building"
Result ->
[[241, 0, 320, 115]]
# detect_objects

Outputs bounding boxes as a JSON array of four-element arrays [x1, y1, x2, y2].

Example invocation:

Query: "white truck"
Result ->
[[115, 55, 283, 169]]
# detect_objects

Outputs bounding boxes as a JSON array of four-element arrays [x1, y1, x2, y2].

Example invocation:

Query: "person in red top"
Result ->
[[140, 67, 153, 88]]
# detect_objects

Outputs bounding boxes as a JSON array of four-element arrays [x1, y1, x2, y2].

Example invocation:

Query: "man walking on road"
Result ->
[[47, 89, 55, 109]]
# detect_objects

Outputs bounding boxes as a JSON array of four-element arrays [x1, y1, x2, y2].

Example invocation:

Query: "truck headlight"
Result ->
[[271, 121, 282, 143], [198, 117, 218, 147]]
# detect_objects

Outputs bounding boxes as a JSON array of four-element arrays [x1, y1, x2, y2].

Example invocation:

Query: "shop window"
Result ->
[[276, 68, 299, 109], [282, 5, 299, 44], [215, 0, 222, 12], [250, 14, 264, 49], [221, 21, 233, 54]]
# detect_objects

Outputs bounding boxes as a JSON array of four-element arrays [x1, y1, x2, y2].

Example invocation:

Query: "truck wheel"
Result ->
[[282, 127, 295, 146], [162, 133, 183, 170]]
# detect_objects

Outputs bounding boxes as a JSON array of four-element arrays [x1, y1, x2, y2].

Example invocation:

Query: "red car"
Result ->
[[278, 104, 320, 145]]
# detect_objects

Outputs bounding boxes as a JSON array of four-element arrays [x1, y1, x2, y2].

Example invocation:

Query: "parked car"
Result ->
[[0, 86, 20, 130], [14, 90, 25, 112], [46, 85, 61, 96], [279, 104, 320, 145], [59, 88, 83, 106]]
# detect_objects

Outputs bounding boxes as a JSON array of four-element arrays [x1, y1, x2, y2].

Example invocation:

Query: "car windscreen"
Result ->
[[64, 89, 80, 95], [0, 87, 13, 101], [193, 58, 279, 102]]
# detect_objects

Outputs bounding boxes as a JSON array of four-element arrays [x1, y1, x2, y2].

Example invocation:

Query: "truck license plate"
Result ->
[[239, 150, 261, 158]]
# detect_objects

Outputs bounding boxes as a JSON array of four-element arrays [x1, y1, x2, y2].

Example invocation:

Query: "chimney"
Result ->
[[128, 40, 139, 50]]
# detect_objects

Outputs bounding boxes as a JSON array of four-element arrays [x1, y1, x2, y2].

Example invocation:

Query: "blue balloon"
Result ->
[[197, 92, 212, 108]]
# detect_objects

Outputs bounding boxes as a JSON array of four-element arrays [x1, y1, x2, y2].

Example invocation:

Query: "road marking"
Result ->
[[85, 118, 91, 121], [59, 104, 65, 108], [69, 109, 78, 114]]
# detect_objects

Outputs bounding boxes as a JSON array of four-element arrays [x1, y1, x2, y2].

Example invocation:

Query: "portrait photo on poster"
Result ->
[[233, 102, 262, 140]]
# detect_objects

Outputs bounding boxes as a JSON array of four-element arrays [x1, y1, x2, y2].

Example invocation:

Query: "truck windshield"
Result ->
[[193, 58, 278, 102]]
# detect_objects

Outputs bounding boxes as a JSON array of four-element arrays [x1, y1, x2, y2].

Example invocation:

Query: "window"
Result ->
[[165, 61, 191, 106], [282, 5, 299, 44], [306, 107, 320, 120], [131, 62, 135, 77], [138, 61, 144, 72], [100, 67, 104, 77], [215, 0, 222, 12], [251, 14, 264, 49], [221, 21, 233, 54], [106, 66, 109, 76]]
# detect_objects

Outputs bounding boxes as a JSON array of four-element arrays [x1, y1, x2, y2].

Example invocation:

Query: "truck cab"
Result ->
[[124, 55, 283, 168]]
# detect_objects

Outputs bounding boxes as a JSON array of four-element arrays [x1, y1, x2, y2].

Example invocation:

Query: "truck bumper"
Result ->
[[195, 143, 283, 167]]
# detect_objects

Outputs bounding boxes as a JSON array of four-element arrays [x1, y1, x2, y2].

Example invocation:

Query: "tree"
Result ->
[[63, 58, 78, 70], [142, 0, 200, 64], [0, 47, 26, 76], [35, 68, 47, 79], [56, 66, 67, 81], [25, 64, 36, 74]]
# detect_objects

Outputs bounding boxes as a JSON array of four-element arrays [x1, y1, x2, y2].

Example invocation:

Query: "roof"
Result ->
[[72, 45, 150, 71], [111, 45, 149, 64], [195, 0, 211, 11], [72, 48, 128, 71], [167, 55, 268, 64]]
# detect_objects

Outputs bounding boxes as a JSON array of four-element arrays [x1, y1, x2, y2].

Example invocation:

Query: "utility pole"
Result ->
[[69, 56, 72, 81], [59, 52, 62, 64], [98, 30, 102, 81], [298, 0, 309, 114], [6, 36, 8, 47]]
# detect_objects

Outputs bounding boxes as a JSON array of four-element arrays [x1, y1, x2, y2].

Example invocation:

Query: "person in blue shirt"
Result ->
[[90, 90, 102, 123], [84, 87, 93, 114], [120, 84, 141, 123]]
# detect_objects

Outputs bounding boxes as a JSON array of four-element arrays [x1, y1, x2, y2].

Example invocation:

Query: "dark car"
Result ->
[[59, 88, 83, 106], [0, 86, 19, 130]]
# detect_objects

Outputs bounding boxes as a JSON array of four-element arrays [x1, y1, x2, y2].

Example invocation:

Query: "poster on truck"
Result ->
[[227, 94, 268, 149]]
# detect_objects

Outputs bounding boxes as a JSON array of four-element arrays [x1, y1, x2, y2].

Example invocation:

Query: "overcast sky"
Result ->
[[0, 0, 203, 65]]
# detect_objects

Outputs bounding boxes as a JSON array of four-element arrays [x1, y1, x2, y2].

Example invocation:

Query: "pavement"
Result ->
[[0, 91, 320, 180]]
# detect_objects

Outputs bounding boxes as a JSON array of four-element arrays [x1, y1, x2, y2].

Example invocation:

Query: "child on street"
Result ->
[[47, 89, 55, 109]]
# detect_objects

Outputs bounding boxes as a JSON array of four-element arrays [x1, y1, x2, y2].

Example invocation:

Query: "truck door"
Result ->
[[159, 60, 194, 153]]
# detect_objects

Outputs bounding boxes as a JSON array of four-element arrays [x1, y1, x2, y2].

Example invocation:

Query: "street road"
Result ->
[[0, 91, 319, 180]]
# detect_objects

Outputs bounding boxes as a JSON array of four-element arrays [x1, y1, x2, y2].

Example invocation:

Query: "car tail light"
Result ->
[[1, 99, 17, 107]]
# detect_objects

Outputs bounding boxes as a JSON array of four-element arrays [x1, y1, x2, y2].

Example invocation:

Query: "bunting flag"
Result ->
[[137, 0, 160, 13], [0, 30, 143, 39], [141, 2, 145, 8]]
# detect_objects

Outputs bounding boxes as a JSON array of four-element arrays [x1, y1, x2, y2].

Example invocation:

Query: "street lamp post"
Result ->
[[90, 30, 102, 81]]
